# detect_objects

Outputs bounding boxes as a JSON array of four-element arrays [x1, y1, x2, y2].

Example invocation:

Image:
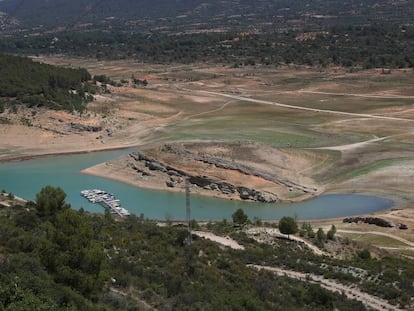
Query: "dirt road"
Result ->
[[191, 228, 403, 310], [194, 227, 327, 255], [193, 231, 245, 250], [198, 90, 413, 122], [245, 227, 328, 256], [298, 90, 414, 99], [336, 229, 414, 247], [315, 136, 387, 151], [316, 131, 414, 152], [249, 265, 402, 311]]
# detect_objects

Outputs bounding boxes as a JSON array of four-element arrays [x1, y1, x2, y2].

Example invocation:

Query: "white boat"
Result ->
[[80, 189, 130, 217]]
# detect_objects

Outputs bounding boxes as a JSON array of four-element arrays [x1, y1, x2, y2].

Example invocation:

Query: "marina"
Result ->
[[81, 189, 130, 217]]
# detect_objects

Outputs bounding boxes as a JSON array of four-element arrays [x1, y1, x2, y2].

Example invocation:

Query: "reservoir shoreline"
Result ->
[[0, 144, 139, 164], [81, 159, 398, 207], [0, 149, 395, 221], [0, 143, 402, 213]]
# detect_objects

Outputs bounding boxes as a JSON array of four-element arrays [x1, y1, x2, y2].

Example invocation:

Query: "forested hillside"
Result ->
[[1, 0, 413, 30], [0, 187, 413, 310], [2, 24, 413, 68], [0, 0, 413, 68], [0, 54, 93, 111]]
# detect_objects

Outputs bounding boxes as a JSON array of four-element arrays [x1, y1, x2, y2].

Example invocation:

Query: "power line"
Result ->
[[185, 178, 192, 246]]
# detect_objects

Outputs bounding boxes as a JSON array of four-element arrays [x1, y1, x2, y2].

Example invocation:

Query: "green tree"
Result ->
[[278, 216, 298, 238], [327, 225, 336, 240], [317, 228, 326, 241], [40, 208, 104, 299], [300, 222, 315, 238], [357, 249, 371, 260], [0, 280, 61, 311], [232, 208, 248, 225], [35, 185, 70, 217]]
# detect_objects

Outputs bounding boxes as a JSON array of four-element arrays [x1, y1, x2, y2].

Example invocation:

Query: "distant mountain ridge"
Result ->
[[0, 0, 210, 26], [0, 0, 413, 32]]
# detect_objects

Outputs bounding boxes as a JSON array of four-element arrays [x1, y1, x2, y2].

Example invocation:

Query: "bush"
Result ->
[[357, 249, 371, 260]]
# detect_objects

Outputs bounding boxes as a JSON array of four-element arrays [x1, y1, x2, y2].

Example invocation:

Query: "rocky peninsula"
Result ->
[[83, 141, 320, 203]]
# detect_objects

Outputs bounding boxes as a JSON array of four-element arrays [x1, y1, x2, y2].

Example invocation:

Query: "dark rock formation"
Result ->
[[398, 223, 408, 230], [343, 217, 393, 228], [236, 186, 278, 203], [127, 159, 152, 176], [147, 161, 165, 171], [166, 180, 175, 187], [129, 151, 279, 203], [70, 122, 102, 132], [161, 144, 315, 194]]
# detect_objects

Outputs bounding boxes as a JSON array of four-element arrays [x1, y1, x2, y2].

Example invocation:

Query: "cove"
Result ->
[[0, 149, 393, 221]]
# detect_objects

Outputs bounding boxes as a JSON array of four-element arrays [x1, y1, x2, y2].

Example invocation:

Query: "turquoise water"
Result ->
[[0, 149, 393, 221]]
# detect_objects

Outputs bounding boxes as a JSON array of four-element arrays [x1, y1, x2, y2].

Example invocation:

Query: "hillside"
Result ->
[[1, 187, 413, 310], [0, 0, 413, 32], [0, 0, 413, 68], [0, 54, 93, 112]]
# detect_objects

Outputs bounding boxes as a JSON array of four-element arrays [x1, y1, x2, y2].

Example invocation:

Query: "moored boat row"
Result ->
[[81, 189, 130, 216]]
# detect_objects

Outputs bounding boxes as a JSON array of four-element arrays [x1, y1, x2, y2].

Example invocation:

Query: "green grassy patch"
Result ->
[[158, 100, 372, 148], [255, 93, 414, 114], [161, 119, 356, 148], [357, 234, 409, 248]]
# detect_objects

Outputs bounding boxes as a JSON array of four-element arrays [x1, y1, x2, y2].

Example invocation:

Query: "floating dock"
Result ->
[[80, 189, 130, 217]]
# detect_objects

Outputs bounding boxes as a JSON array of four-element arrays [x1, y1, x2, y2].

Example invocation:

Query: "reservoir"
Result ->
[[0, 149, 393, 221]]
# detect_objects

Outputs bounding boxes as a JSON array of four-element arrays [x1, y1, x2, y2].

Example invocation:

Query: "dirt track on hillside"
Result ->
[[298, 90, 414, 99], [192, 229, 402, 311], [198, 90, 414, 122], [336, 229, 414, 247], [245, 227, 328, 256], [249, 265, 402, 311]]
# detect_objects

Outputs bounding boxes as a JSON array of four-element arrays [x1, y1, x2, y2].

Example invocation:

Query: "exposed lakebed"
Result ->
[[0, 149, 393, 220]]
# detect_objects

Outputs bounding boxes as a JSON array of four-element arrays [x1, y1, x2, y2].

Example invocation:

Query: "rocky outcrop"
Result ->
[[147, 161, 165, 171], [70, 122, 102, 132], [343, 217, 393, 228], [197, 154, 316, 194], [130, 152, 166, 172], [130, 151, 279, 203], [127, 159, 152, 176], [162, 144, 316, 194], [166, 180, 175, 187], [398, 223, 408, 230], [236, 186, 278, 203]]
